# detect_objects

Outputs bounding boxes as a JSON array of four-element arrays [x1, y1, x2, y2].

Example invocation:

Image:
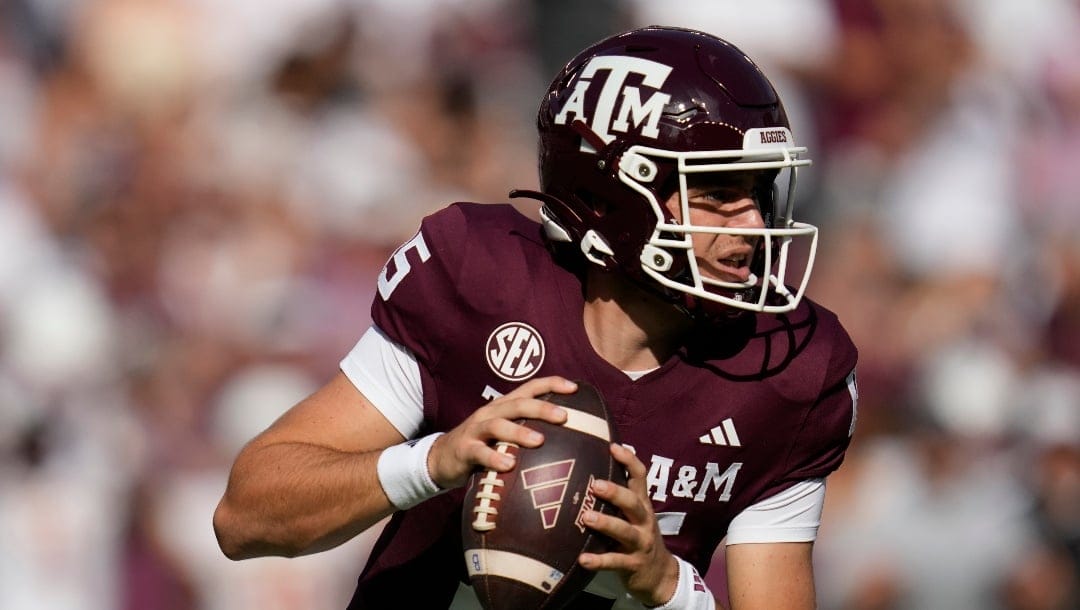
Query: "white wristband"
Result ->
[[376, 432, 446, 510], [652, 556, 715, 610]]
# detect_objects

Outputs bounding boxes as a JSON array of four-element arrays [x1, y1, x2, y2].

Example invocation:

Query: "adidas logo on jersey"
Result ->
[[699, 418, 741, 447]]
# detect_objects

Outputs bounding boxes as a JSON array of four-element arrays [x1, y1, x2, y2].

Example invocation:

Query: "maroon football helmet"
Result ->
[[513, 26, 817, 315]]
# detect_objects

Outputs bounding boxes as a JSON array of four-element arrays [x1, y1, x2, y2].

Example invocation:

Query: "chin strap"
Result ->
[[509, 188, 565, 210], [509, 190, 616, 269], [578, 230, 614, 267], [681, 292, 754, 325]]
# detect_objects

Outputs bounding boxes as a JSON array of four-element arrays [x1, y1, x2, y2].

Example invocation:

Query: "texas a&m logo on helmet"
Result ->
[[553, 55, 673, 150]]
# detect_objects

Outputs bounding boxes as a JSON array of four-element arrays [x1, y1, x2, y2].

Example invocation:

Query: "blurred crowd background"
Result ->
[[1, 0, 1078, 608]]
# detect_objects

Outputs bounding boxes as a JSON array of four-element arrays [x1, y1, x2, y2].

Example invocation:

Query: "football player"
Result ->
[[214, 26, 858, 610]]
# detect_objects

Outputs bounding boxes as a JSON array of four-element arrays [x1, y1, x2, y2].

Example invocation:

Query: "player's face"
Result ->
[[663, 171, 767, 284]]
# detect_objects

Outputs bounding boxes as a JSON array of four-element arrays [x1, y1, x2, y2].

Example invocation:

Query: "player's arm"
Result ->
[[720, 478, 827, 609], [718, 355, 858, 608], [580, 455, 825, 610], [719, 350, 859, 608], [725, 542, 815, 609], [213, 335, 574, 560], [213, 371, 405, 559]]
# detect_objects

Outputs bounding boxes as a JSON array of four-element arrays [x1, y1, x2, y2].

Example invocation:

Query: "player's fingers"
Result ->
[[486, 396, 568, 426], [578, 508, 641, 549], [430, 432, 513, 487], [479, 417, 545, 449], [578, 550, 636, 573], [612, 443, 647, 479], [611, 443, 649, 496], [590, 478, 650, 524], [503, 376, 577, 400], [465, 440, 518, 473]]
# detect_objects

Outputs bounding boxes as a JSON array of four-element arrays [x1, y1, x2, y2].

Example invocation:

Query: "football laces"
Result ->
[[471, 442, 515, 531]]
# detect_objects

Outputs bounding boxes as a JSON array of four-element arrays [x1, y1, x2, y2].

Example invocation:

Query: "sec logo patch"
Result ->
[[486, 322, 546, 381]]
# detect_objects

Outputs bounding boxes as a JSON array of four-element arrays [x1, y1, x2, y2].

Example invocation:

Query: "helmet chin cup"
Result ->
[[580, 230, 614, 267]]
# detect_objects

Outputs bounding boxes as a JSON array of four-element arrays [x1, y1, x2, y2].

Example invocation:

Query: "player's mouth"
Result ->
[[710, 252, 753, 283]]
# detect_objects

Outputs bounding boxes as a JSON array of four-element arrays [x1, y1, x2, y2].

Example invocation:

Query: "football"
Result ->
[[461, 381, 627, 610]]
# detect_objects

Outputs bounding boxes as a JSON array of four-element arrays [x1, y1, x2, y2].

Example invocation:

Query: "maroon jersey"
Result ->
[[347, 203, 858, 609]]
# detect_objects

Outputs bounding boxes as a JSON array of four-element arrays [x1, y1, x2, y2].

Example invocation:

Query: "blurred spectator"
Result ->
[[815, 431, 1038, 610], [140, 363, 381, 610]]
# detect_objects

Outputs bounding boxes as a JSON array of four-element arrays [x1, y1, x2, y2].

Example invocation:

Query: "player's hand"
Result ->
[[426, 376, 574, 489], [577, 443, 680, 607]]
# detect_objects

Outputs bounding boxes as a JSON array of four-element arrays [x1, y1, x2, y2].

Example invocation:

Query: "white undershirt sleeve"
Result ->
[[725, 478, 826, 545], [339, 325, 425, 439]]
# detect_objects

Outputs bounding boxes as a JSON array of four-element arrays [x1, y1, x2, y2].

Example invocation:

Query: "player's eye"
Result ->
[[697, 188, 748, 203], [689, 186, 757, 208]]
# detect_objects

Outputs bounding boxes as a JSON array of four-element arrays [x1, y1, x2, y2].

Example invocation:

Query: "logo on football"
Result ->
[[520, 459, 575, 529], [461, 381, 627, 610]]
